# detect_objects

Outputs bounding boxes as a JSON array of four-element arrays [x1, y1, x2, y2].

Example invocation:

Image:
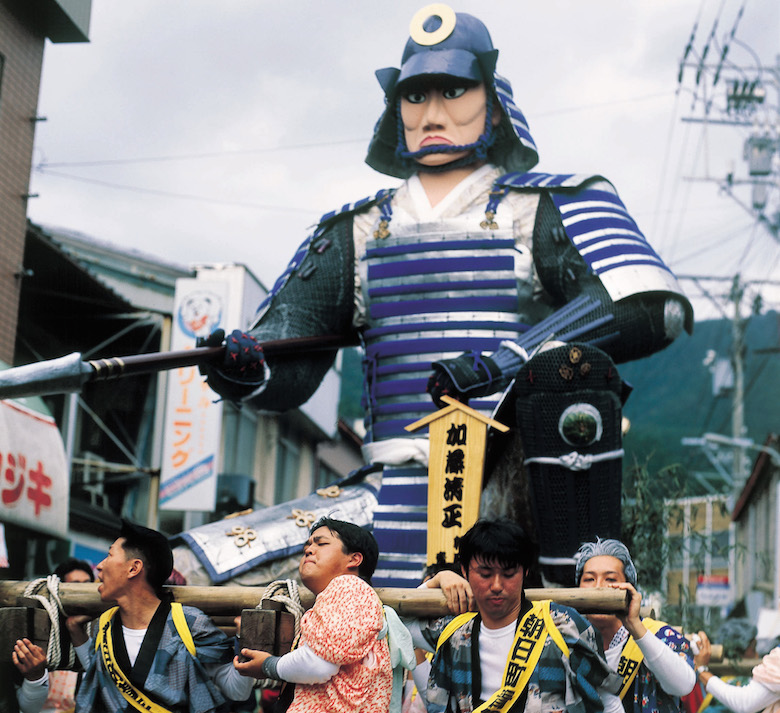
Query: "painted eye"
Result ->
[[558, 403, 603, 446], [442, 87, 466, 99], [405, 91, 427, 104]]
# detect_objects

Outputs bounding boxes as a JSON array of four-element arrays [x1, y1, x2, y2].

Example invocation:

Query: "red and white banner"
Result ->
[[695, 574, 732, 607], [0, 399, 69, 537]]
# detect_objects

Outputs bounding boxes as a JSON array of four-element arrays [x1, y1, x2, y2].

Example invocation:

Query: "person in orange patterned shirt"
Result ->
[[234, 517, 393, 713]]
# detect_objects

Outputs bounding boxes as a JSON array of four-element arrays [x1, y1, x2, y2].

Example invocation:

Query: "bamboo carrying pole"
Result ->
[[0, 581, 631, 617], [710, 659, 759, 676], [1, 581, 734, 664]]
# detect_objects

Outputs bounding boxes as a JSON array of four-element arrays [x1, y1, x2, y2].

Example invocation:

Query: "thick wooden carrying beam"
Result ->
[[0, 581, 632, 616], [710, 658, 759, 676], [0, 607, 50, 663]]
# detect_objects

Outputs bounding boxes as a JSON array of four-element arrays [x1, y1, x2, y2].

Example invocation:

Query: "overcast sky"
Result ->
[[27, 0, 780, 322]]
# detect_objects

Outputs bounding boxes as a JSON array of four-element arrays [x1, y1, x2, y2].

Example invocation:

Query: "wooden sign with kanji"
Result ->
[[405, 396, 509, 567]]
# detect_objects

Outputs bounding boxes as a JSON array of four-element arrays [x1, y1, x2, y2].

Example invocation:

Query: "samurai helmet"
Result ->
[[366, 3, 539, 178]]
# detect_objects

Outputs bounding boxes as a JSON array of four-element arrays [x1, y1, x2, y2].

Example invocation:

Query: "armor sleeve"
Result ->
[[532, 189, 689, 364], [243, 216, 358, 411]]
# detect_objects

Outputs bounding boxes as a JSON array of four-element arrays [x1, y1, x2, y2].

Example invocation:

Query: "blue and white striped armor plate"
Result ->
[[362, 195, 535, 586]]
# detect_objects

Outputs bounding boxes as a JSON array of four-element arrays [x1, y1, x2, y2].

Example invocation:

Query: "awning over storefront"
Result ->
[[0, 398, 68, 538]]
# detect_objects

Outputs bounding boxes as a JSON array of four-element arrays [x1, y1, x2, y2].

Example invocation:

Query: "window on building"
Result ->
[[221, 402, 257, 478], [711, 530, 731, 569], [275, 435, 300, 504], [315, 462, 340, 490], [0, 54, 5, 106]]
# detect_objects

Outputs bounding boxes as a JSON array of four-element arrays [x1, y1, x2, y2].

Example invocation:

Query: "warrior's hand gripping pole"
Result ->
[[0, 334, 356, 400]]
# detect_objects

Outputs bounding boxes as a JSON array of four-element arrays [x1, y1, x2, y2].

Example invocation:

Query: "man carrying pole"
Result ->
[[232, 517, 396, 713], [403, 518, 623, 713], [65, 520, 253, 713], [576, 538, 696, 713]]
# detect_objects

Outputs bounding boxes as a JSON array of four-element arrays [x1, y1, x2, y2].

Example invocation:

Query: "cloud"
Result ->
[[27, 0, 780, 315]]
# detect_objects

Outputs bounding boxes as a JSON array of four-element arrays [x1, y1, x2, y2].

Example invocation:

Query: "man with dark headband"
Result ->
[[65, 519, 253, 713]]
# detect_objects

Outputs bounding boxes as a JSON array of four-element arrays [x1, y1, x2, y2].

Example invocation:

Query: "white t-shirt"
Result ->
[[478, 621, 516, 701]]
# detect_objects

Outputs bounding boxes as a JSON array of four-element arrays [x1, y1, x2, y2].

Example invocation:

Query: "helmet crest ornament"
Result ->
[[409, 4, 457, 46]]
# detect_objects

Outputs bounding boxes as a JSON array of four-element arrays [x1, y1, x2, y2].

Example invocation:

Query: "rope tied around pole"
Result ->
[[250, 579, 305, 688], [22, 575, 76, 670]]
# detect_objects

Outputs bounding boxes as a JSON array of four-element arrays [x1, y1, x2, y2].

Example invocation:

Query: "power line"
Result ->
[[534, 91, 675, 118], [37, 138, 369, 169], [35, 92, 679, 170], [669, 219, 751, 267], [35, 168, 323, 215]]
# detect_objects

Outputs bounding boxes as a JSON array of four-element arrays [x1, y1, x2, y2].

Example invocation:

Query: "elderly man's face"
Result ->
[[579, 554, 627, 628], [400, 82, 493, 168], [579, 555, 627, 587]]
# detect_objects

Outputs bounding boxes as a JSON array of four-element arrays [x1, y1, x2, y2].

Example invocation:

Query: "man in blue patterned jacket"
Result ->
[[201, 4, 693, 587], [576, 538, 696, 713], [404, 518, 623, 713], [66, 520, 253, 713]]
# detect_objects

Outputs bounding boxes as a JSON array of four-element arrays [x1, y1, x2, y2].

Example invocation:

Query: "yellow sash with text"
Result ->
[[95, 603, 195, 713], [617, 618, 667, 700], [437, 600, 570, 713]]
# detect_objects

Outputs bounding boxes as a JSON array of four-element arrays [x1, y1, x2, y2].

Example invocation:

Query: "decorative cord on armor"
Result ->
[[373, 189, 395, 239], [250, 579, 305, 688], [468, 350, 495, 383], [524, 449, 625, 471], [22, 575, 78, 671], [481, 183, 510, 230]]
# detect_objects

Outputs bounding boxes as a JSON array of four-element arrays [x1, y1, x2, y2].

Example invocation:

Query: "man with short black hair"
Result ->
[[405, 518, 622, 713], [11, 558, 96, 713], [576, 538, 696, 713], [66, 519, 253, 713], [234, 516, 394, 713], [53, 557, 94, 584]]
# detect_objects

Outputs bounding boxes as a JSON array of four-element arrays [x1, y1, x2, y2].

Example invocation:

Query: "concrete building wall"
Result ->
[[734, 470, 778, 604], [0, 1, 45, 364]]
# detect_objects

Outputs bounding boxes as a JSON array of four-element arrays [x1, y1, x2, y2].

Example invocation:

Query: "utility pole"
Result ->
[[678, 273, 778, 488], [678, 17, 779, 240], [729, 274, 747, 485], [676, 8, 779, 489]]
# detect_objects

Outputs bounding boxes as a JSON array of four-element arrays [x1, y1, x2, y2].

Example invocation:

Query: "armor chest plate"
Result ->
[[361, 202, 531, 441]]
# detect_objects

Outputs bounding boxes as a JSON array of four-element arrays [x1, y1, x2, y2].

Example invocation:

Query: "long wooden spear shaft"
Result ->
[[0, 334, 356, 399], [0, 581, 630, 617]]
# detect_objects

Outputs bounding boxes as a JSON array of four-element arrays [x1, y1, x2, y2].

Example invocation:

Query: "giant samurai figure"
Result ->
[[203, 5, 693, 587]]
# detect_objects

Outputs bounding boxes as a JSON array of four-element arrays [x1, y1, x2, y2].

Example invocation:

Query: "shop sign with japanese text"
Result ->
[[0, 399, 68, 537], [160, 280, 228, 511]]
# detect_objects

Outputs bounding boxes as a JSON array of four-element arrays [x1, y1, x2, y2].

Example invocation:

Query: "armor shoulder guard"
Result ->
[[495, 171, 606, 191], [499, 171, 692, 327], [316, 187, 395, 230], [252, 188, 394, 326]]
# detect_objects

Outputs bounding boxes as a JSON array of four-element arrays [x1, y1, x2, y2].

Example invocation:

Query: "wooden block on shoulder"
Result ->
[[0, 607, 50, 663], [239, 608, 296, 656]]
